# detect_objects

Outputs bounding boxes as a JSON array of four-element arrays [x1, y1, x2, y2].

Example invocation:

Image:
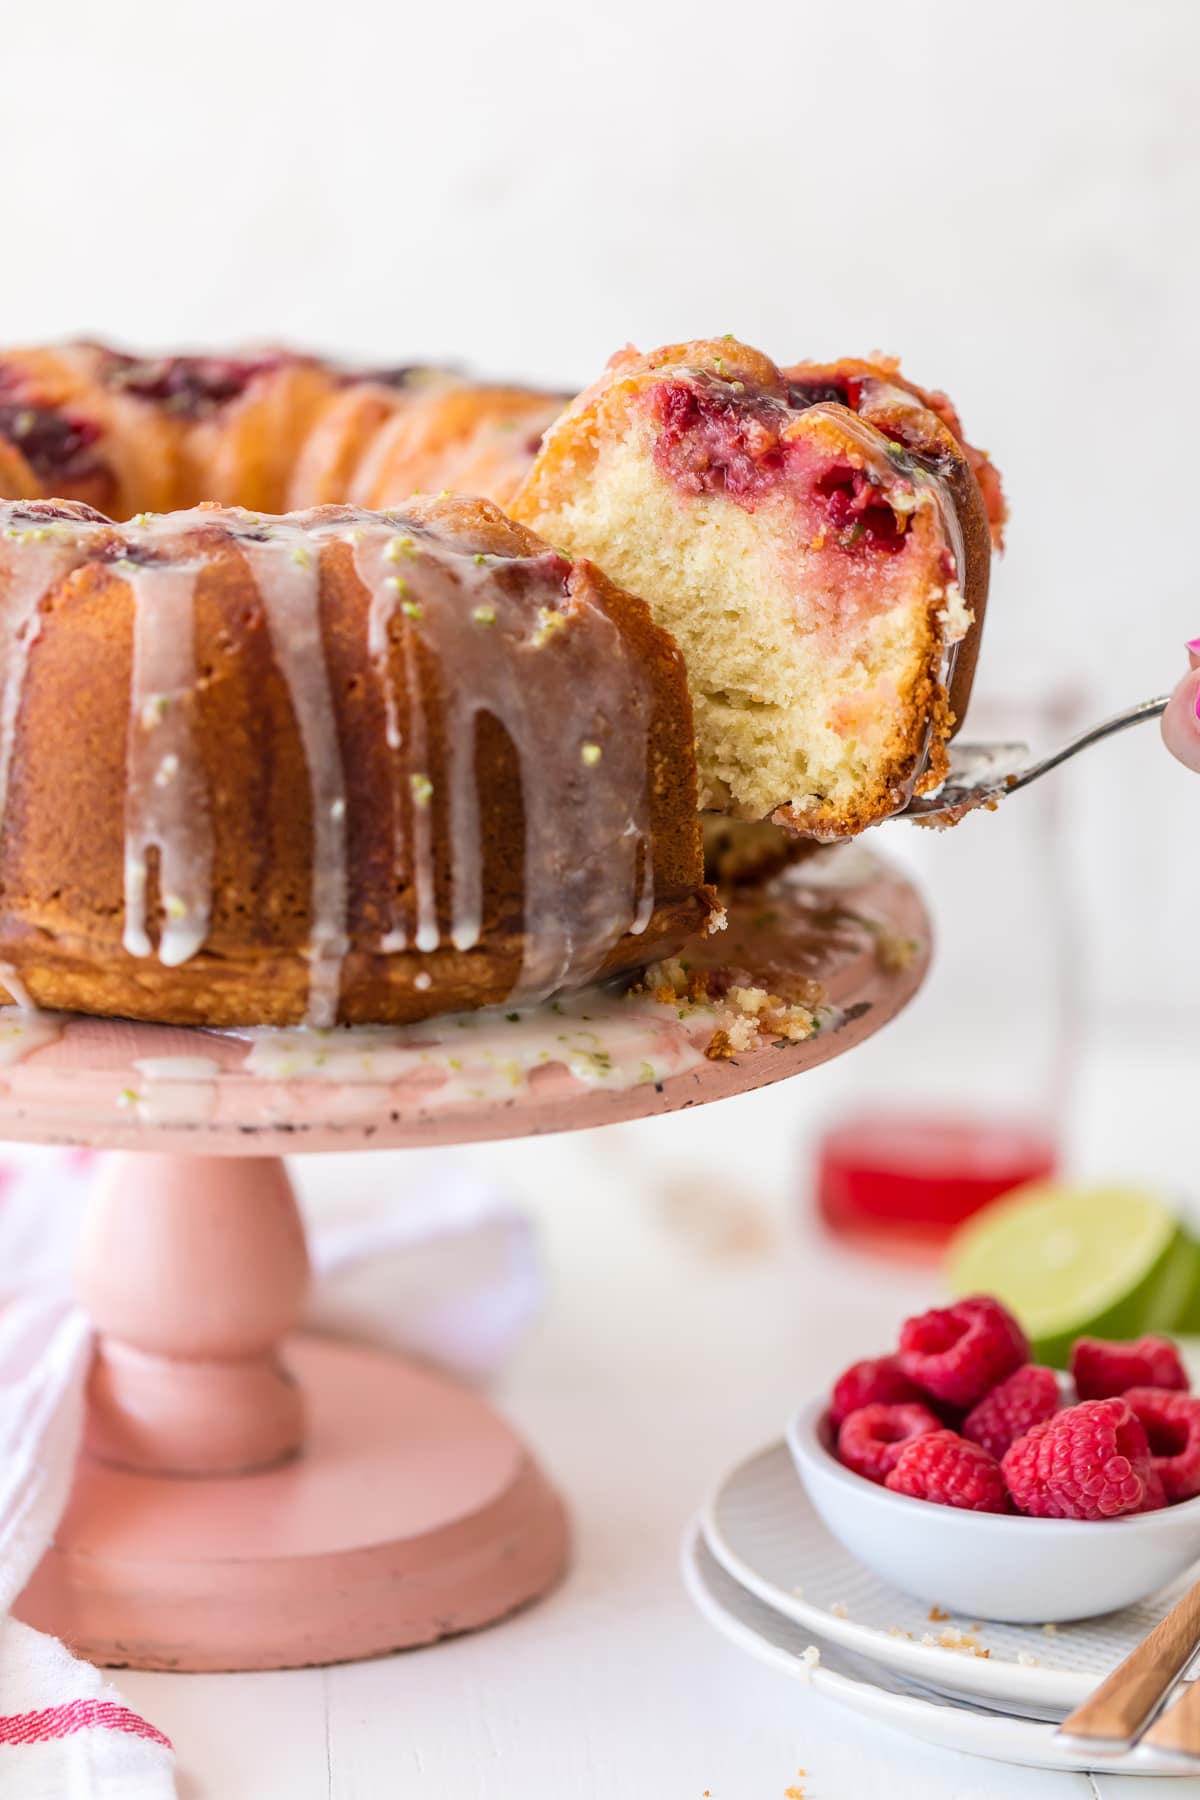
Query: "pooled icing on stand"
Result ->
[[226, 985, 706, 1105], [129, 1051, 223, 1126], [0, 983, 705, 1116]]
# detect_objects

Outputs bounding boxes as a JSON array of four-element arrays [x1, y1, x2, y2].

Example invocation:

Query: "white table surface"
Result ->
[[117, 1023, 1198, 1799]]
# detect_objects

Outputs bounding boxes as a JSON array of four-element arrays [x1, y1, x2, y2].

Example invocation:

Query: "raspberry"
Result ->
[[829, 1356, 924, 1428], [1123, 1388, 1200, 1503], [836, 1402, 942, 1484], [1001, 1399, 1157, 1519], [884, 1429, 1011, 1512], [1071, 1336, 1189, 1400], [898, 1296, 1029, 1407], [962, 1364, 1060, 1461]]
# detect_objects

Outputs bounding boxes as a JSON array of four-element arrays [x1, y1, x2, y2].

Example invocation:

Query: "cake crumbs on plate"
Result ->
[[1042, 1622, 1058, 1635], [1016, 1651, 1040, 1667], [927, 1605, 949, 1622], [829, 1601, 849, 1619], [920, 1625, 989, 1656], [798, 1645, 820, 1682]]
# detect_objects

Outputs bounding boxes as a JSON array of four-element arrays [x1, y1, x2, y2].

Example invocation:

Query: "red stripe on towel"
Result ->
[[0, 1700, 171, 1748]]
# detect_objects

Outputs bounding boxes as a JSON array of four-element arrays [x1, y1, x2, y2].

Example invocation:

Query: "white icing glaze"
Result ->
[[129, 1052, 221, 1125], [402, 615, 439, 955], [240, 533, 350, 1027], [0, 500, 664, 1027], [122, 561, 214, 965], [225, 986, 704, 1105], [349, 517, 658, 989], [631, 831, 656, 936], [133, 1054, 222, 1080]]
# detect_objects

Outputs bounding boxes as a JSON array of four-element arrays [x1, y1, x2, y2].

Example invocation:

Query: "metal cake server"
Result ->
[[897, 694, 1170, 825]]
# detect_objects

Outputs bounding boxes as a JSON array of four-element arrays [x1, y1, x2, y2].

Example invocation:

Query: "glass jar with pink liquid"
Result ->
[[810, 694, 1083, 1258]]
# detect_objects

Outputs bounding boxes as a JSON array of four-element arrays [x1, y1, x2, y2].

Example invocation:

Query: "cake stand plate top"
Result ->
[[0, 847, 929, 1154]]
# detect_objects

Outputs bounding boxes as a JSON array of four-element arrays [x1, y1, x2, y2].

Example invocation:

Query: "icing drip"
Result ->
[[358, 535, 407, 950], [403, 624, 439, 955], [353, 529, 452, 954], [240, 535, 349, 1028], [122, 562, 214, 965], [501, 575, 654, 996], [630, 832, 656, 936], [351, 523, 657, 991], [442, 648, 484, 955], [432, 539, 650, 995]]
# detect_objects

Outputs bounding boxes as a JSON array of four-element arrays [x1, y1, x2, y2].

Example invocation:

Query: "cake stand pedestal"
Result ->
[[16, 1152, 567, 1672], [4, 850, 929, 1672]]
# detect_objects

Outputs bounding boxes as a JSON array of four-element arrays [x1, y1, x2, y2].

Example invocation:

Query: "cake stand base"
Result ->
[[15, 1335, 568, 1672]]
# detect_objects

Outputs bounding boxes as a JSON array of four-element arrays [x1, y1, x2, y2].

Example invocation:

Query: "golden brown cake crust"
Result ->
[[0, 495, 713, 1026], [0, 344, 565, 521]]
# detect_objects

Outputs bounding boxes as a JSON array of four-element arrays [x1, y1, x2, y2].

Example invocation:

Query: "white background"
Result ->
[[4, 4, 1200, 1793], [7, 0, 1199, 1021]]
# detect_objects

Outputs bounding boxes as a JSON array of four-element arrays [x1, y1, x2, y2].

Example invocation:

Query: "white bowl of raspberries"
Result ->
[[787, 1295, 1200, 1622]]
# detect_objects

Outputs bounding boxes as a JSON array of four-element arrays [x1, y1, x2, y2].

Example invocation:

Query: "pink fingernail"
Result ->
[[1187, 638, 1200, 655], [1194, 685, 1200, 724]]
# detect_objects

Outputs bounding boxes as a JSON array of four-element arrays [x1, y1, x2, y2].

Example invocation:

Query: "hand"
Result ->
[[1161, 643, 1200, 773]]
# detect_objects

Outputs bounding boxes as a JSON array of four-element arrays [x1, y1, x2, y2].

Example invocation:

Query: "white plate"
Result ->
[[682, 1526, 1196, 1776], [788, 1397, 1200, 1624], [701, 1439, 1198, 1716]]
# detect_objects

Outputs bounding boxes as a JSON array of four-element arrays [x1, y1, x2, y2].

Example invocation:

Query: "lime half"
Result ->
[[946, 1182, 1199, 1367]]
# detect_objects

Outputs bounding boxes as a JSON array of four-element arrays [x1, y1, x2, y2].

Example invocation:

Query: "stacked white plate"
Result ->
[[685, 1440, 1200, 1774]]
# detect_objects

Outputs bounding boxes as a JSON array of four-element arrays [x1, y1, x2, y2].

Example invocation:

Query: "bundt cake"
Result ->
[[0, 334, 1000, 1028], [0, 343, 564, 519], [0, 494, 712, 1026], [512, 338, 1000, 836]]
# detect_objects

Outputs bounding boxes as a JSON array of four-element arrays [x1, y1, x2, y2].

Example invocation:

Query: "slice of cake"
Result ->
[[512, 338, 998, 837]]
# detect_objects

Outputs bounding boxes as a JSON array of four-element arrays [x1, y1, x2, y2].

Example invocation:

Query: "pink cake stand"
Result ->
[[6, 852, 929, 1673]]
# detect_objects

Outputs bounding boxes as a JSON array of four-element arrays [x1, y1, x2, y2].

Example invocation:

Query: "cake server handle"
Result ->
[[1055, 1571, 1200, 1753]]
